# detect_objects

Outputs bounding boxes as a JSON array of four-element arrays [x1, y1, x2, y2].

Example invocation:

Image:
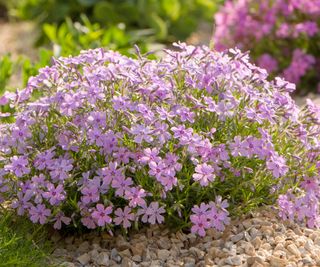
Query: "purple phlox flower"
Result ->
[[139, 147, 161, 165], [81, 186, 100, 204], [5, 156, 30, 177], [112, 95, 131, 111], [31, 174, 47, 187], [191, 203, 210, 216], [190, 214, 210, 237], [294, 21, 318, 37], [137, 103, 155, 122], [11, 126, 32, 142], [34, 148, 55, 170], [176, 106, 195, 123], [29, 204, 51, 224], [293, 198, 306, 221], [277, 194, 294, 220], [81, 214, 97, 229], [146, 202, 165, 224], [91, 204, 112, 227], [266, 154, 288, 178], [156, 106, 175, 122], [113, 147, 131, 164], [229, 136, 246, 157], [164, 153, 182, 172], [114, 206, 135, 228], [125, 187, 147, 207], [53, 211, 71, 229], [138, 202, 165, 224], [307, 215, 320, 229], [87, 111, 106, 128], [216, 100, 234, 121], [157, 174, 178, 191], [95, 162, 122, 190], [154, 122, 171, 144], [101, 130, 118, 155], [193, 163, 216, 186], [208, 204, 230, 232], [11, 191, 32, 216], [87, 128, 104, 146], [78, 171, 91, 186], [148, 161, 167, 179], [130, 124, 154, 144], [257, 54, 278, 73], [57, 130, 78, 152], [42, 183, 65, 205], [300, 177, 319, 192], [214, 195, 229, 210], [111, 176, 133, 197], [49, 157, 73, 181], [171, 125, 193, 139]]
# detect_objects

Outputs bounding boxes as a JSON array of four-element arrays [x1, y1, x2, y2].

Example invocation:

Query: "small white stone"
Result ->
[[287, 244, 301, 257]]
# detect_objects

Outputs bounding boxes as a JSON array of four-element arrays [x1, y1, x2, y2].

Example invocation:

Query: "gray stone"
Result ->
[[157, 249, 171, 261], [225, 255, 242, 266], [231, 232, 244, 243], [111, 248, 122, 263], [76, 253, 90, 265], [94, 251, 110, 266]]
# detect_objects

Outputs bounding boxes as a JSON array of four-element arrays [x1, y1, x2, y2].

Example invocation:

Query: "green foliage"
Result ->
[[42, 15, 163, 58], [4, 0, 222, 42], [0, 55, 13, 95], [0, 209, 52, 267]]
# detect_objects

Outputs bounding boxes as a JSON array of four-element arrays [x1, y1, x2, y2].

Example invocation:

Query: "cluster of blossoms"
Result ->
[[1, 43, 320, 236], [213, 0, 320, 94]]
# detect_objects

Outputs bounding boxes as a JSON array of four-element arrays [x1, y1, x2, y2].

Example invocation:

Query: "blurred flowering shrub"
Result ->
[[0, 43, 320, 236], [213, 0, 320, 94]]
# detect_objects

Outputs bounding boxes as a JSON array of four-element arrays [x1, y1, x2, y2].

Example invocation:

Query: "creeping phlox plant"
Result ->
[[213, 0, 320, 94], [1, 43, 320, 236]]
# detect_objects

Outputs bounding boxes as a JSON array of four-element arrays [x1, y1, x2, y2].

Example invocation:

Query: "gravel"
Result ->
[[50, 207, 320, 266]]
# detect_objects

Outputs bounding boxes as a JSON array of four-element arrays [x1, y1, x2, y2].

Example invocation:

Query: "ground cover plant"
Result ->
[[213, 0, 320, 95], [1, 43, 320, 237], [0, 209, 51, 266]]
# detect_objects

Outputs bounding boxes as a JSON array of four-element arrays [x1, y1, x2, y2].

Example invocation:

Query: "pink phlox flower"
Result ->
[[114, 206, 135, 228], [190, 214, 210, 237], [192, 163, 215, 186], [91, 204, 112, 227], [139, 148, 161, 165], [300, 177, 319, 192], [81, 186, 100, 204], [125, 187, 146, 207]]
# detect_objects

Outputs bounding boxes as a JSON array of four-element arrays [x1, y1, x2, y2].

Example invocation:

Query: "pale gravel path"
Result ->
[[49, 207, 320, 267]]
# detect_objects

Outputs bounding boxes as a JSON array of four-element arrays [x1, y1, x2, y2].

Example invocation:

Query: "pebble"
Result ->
[[287, 243, 301, 257], [225, 255, 242, 266], [231, 232, 244, 243], [157, 249, 171, 261], [94, 251, 110, 265], [48, 208, 320, 267], [76, 253, 90, 265]]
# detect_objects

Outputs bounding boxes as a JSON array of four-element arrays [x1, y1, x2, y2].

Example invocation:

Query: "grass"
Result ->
[[0, 208, 53, 267]]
